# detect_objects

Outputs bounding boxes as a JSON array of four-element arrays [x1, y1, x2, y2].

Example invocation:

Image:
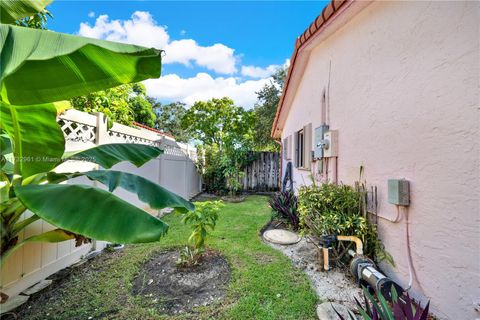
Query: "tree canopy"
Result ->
[[252, 67, 287, 151], [181, 97, 255, 151], [181, 97, 255, 194], [71, 83, 157, 127], [154, 101, 190, 142]]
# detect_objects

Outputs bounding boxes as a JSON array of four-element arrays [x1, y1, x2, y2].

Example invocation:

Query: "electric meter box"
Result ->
[[323, 130, 338, 158], [314, 124, 329, 159], [388, 179, 410, 206]]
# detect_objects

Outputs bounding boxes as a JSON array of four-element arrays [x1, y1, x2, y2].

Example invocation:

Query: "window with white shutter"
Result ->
[[294, 123, 312, 170]]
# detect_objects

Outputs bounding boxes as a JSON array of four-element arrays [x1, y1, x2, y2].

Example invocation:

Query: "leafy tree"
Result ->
[[252, 67, 287, 151], [181, 97, 255, 194], [71, 84, 134, 126], [15, 8, 52, 29], [154, 101, 190, 142], [181, 97, 254, 150], [71, 83, 157, 127], [130, 83, 156, 127]]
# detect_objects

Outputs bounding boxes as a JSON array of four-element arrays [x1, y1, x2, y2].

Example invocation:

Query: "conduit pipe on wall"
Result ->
[[332, 157, 338, 184], [378, 205, 415, 291], [402, 206, 414, 291]]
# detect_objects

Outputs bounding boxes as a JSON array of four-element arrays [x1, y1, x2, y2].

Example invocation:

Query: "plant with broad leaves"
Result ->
[[269, 190, 299, 229], [0, 0, 193, 279], [177, 201, 224, 267], [334, 286, 430, 320], [298, 182, 393, 265]]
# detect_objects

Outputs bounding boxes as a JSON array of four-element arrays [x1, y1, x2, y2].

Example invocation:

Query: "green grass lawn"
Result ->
[[19, 195, 318, 320]]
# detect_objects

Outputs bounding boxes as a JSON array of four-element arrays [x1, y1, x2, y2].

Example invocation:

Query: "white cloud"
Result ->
[[88, 11, 95, 18], [79, 12, 170, 48], [78, 11, 237, 74], [143, 73, 271, 109], [241, 59, 291, 78], [164, 40, 237, 74], [241, 64, 279, 78]]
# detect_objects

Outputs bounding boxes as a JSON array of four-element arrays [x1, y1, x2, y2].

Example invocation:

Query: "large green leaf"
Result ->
[[48, 170, 194, 213], [0, 0, 52, 24], [62, 143, 163, 169], [0, 134, 13, 172], [15, 184, 169, 243], [0, 101, 65, 177], [0, 24, 162, 105], [0, 134, 12, 155]]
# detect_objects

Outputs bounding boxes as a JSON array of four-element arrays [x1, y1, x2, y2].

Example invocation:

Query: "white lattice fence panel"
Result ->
[[107, 130, 161, 148], [163, 145, 187, 157], [58, 119, 96, 143]]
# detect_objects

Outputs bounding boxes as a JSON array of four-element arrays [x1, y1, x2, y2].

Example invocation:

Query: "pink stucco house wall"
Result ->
[[271, 1, 479, 319]]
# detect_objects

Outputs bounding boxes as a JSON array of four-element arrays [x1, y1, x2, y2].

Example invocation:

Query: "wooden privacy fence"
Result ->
[[241, 152, 280, 192]]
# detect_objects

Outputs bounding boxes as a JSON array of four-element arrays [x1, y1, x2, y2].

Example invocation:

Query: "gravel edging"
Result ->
[[262, 230, 362, 311]]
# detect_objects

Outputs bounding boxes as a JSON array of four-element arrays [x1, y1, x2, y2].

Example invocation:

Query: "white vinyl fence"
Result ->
[[1, 109, 201, 299]]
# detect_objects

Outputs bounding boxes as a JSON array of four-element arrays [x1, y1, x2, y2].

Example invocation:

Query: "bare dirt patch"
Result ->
[[132, 249, 230, 315], [220, 195, 246, 203]]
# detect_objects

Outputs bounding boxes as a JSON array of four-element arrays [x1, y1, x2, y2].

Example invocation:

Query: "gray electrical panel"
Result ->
[[388, 179, 410, 206], [314, 124, 329, 159]]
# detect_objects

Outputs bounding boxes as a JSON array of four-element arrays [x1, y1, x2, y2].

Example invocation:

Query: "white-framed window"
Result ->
[[294, 123, 312, 170]]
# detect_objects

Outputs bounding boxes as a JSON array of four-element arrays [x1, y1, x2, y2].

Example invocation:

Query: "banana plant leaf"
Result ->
[[47, 170, 195, 213], [0, 134, 12, 155], [0, 0, 52, 24], [62, 143, 163, 169], [0, 24, 162, 105], [15, 184, 169, 243], [0, 101, 66, 177]]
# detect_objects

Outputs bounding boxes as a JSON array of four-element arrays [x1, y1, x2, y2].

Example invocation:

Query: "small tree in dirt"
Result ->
[[177, 201, 224, 267]]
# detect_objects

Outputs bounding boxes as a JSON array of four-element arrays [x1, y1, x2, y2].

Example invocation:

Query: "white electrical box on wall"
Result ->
[[323, 130, 338, 157]]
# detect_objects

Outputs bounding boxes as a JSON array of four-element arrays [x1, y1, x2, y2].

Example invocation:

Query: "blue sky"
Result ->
[[48, 1, 329, 108]]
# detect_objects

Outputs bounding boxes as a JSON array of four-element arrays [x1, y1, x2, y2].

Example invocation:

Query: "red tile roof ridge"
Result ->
[[132, 121, 175, 139]]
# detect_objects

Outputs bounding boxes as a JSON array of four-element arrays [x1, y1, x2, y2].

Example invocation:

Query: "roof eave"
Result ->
[[271, 0, 371, 139]]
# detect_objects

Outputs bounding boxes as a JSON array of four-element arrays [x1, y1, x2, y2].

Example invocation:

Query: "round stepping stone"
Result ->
[[263, 229, 300, 245]]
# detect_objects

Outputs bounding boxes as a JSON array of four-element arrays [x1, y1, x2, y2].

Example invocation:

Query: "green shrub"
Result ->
[[298, 182, 393, 265]]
